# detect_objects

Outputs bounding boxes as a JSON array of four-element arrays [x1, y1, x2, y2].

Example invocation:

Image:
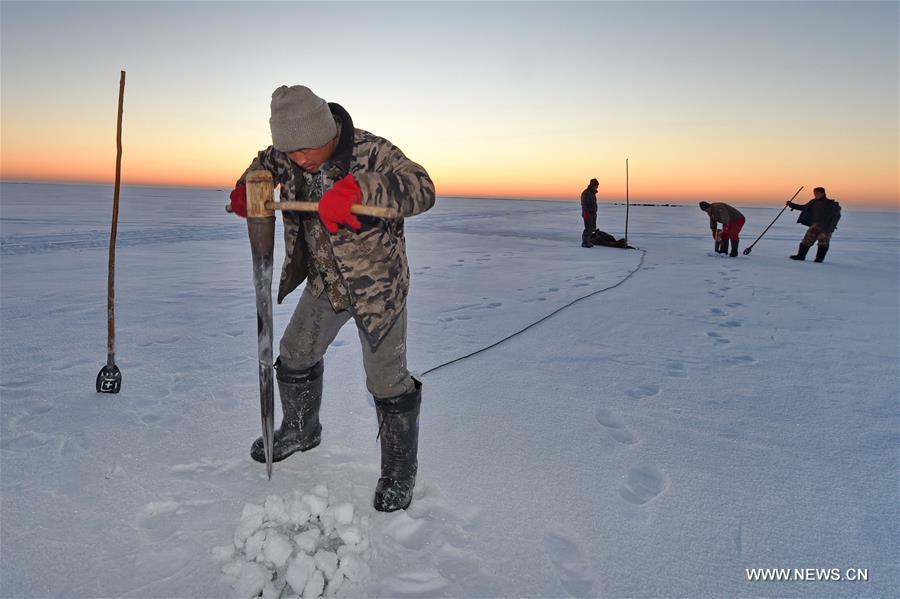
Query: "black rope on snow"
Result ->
[[419, 248, 648, 377]]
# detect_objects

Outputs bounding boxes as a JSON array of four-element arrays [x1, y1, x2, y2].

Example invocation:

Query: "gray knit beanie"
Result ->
[[269, 85, 337, 152]]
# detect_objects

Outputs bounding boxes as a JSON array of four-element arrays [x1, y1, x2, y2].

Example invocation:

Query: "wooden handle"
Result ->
[[271, 201, 399, 219], [226, 200, 400, 219], [226, 170, 400, 219], [245, 170, 275, 218]]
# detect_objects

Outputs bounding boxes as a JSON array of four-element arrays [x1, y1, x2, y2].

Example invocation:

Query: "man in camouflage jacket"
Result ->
[[229, 85, 435, 511]]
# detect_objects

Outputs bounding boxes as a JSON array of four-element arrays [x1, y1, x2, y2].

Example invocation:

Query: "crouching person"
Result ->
[[699, 201, 745, 257], [229, 85, 435, 511], [787, 187, 841, 263]]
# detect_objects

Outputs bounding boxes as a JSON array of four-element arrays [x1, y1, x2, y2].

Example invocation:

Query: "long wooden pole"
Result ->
[[625, 158, 629, 242], [107, 70, 125, 365]]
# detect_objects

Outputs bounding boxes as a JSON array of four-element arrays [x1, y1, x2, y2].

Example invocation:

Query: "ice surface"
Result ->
[[1, 182, 898, 597]]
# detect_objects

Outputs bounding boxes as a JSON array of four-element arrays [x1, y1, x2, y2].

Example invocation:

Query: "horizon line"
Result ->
[[1, 178, 898, 211]]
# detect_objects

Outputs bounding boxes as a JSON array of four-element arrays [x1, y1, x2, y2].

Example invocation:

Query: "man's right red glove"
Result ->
[[230, 183, 247, 218], [318, 175, 362, 234], [582, 211, 589, 220]]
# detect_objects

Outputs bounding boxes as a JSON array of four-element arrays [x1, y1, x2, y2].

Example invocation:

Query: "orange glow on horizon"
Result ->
[[2, 111, 897, 208]]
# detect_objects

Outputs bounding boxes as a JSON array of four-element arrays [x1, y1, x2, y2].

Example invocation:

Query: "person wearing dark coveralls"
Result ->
[[581, 178, 599, 248]]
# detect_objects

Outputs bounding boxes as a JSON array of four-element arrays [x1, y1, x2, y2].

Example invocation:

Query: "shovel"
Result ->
[[236, 170, 398, 479]]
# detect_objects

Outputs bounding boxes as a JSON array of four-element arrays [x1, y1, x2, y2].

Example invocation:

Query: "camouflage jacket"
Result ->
[[238, 103, 435, 349]]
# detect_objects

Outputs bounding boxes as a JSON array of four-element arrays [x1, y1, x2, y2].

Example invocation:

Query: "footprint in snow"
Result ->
[[626, 384, 660, 399], [384, 510, 432, 550], [595, 408, 638, 445], [379, 568, 452, 597], [726, 302, 743, 308], [709, 307, 725, 316], [721, 355, 757, 366], [666, 361, 688, 378], [438, 315, 472, 322], [706, 331, 730, 344], [542, 528, 595, 597], [719, 320, 742, 328], [620, 464, 669, 505], [137, 499, 214, 543]]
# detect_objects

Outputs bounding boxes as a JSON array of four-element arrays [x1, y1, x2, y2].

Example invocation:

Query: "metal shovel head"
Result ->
[[96, 363, 122, 393]]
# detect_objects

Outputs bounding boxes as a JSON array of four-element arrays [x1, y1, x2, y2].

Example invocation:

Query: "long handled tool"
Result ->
[[97, 70, 126, 394], [743, 186, 803, 256], [244, 171, 277, 478], [625, 158, 630, 242], [235, 170, 397, 479]]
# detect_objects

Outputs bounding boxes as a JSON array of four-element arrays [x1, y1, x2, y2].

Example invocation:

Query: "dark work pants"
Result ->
[[582, 212, 597, 244]]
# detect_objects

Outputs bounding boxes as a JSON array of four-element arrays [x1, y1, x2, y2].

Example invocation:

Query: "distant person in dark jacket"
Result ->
[[787, 187, 841, 263], [581, 178, 599, 248], [699, 201, 745, 257]]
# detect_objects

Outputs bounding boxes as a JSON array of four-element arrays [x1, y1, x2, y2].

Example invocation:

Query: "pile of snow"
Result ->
[[213, 484, 370, 598]]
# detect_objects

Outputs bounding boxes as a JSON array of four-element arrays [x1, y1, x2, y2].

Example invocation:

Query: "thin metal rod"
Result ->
[[107, 70, 125, 363]]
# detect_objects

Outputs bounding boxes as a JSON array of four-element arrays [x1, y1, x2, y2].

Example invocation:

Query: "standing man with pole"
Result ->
[[228, 85, 435, 511], [787, 187, 842, 263], [580, 178, 600, 248], [97, 70, 126, 394]]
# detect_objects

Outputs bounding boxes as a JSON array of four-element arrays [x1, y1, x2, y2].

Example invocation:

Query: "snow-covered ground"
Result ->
[[1, 182, 898, 598]]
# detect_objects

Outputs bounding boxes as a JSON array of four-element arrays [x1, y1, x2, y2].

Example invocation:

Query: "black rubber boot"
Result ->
[[718, 238, 730, 255], [729, 239, 739, 257], [373, 379, 421, 512], [581, 241, 593, 248], [251, 358, 323, 463], [790, 244, 811, 261], [814, 245, 829, 263]]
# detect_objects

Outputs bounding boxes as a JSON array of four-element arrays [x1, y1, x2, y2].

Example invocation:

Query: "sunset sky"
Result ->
[[1, 1, 897, 207]]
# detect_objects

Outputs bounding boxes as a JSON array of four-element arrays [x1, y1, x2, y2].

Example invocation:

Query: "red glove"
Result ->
[[583, 211, 589, 220], [229, 183, 247, 218], [319, 175, 362, 234]]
